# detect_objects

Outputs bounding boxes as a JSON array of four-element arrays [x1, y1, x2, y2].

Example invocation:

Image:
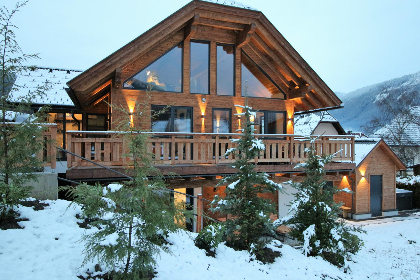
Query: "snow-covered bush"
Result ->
[[282, 140, 364, 268], [194, 223, 226, 256], [211, 105, 282, 251]]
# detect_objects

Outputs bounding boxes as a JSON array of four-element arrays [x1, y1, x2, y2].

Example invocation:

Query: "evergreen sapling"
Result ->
[[282, 138, 364, 268], [211, 105, 282, 251]]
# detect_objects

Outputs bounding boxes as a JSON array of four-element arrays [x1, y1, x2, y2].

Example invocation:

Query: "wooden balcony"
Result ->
[[0, 122, 57, 170], [66, 131, 355, 180]]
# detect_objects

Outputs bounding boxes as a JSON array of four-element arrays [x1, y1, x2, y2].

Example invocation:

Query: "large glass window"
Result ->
[[190, 41, 209, 94], [241, 51, 285, 99], [123, 43, 183, 92], [212, 109, 231, 133], [151, 105, 193, 133], [253, 111, 285, 135], [217, 44, 234, 96]]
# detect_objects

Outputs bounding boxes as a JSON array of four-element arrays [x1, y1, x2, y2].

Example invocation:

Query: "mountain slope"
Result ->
[[331, 71, 420, 132]]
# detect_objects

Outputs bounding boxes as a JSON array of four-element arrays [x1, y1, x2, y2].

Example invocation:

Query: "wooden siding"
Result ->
[[355, 145, 398, 214]]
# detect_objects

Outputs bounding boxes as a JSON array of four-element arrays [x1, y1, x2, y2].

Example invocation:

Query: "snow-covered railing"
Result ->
[[66, 131, 354, 168]]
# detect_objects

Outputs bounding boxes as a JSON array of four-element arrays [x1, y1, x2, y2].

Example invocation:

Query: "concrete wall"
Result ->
[[27, 172, 58, 200]]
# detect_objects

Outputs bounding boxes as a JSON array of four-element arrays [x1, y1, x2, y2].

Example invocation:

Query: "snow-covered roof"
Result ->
[[9, 67, 82, 107], [202, 0, 258, 11], [374, 106, 420, 146], [293, 111, 341, 135], [354, 138, 381, 166]]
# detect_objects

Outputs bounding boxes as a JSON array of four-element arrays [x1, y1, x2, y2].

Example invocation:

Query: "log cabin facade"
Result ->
[[64, 0, 356, 224]]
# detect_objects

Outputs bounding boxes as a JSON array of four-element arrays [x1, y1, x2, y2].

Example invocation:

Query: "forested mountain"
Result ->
[[331, 71, 420, 132]]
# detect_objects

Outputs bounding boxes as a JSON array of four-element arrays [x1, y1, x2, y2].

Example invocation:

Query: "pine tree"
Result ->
[[68, 96, 184, 280], [283, 138, 364, 268], [0, 1, 50, 220], [211, 105, 282, 251]]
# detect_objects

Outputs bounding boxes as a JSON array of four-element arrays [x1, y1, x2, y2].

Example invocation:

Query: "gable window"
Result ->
[[190, 41, 209, 94], [212, 109, 231, 133], [123, 43, 183, 92], [253, 111, 286, 135], [216, 44, 234, 96], [241, 51, 285, 99], [151, 105, 193, 133]]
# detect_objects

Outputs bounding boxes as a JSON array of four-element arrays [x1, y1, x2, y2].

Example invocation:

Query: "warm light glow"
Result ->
[[249, 114, 255, 123], [201, 110, 205, 133]]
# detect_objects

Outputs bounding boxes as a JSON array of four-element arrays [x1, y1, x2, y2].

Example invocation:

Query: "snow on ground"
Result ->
[[1, 200, 420, 280]]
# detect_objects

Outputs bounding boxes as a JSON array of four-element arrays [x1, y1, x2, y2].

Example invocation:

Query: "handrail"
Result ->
[[66, 131, 355, 169]]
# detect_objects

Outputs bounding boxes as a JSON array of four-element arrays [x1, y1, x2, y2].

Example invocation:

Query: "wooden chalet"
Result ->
[[64, 0, 356, 224]]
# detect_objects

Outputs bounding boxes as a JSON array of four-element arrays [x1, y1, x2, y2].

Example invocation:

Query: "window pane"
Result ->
[[213, 109, 231, 133], [217, 44, 234, 96], [190, 42, 209, 94], [124, 44, 182, 92], [241, 51, 284, 99], [253, 112, 265, 134], [173, 107, 192, 133], [151, 105, 171, 132], [266, 112, 285, 134]]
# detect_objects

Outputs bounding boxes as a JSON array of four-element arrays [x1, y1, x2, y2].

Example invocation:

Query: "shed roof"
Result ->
[[10, 67, 82, 107], [67, 0, 342, 112], [354, 138, 406, 170]]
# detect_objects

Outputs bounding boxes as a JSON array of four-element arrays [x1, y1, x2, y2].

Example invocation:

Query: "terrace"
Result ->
[[65, 131, 355, 180]]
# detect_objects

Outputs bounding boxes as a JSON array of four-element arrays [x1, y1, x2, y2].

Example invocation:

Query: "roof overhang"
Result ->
[[67, 0, 342, 111]]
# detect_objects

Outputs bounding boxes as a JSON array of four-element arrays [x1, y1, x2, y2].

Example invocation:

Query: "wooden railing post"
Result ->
[[215, 135, 220, 165], [67, 132, 72, 168], [50, 125, 57, 169], [289, 136, 294, 164], [196, 194, 203, 233], [171, 135, 176, 165]]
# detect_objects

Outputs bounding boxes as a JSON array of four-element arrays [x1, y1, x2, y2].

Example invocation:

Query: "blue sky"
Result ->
[[4, 0, 420, 93]]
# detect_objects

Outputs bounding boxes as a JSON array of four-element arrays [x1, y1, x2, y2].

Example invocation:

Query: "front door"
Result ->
[[370, 175, 383, 217]]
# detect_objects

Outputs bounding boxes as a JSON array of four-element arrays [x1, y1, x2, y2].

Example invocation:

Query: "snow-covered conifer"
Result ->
[[283, 138, 364, 268], [211, 105, 282, 251]]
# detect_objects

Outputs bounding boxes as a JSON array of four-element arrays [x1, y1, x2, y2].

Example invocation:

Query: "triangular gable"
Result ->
[[67, 0, 342, 112], [356, 139, 406, 170]]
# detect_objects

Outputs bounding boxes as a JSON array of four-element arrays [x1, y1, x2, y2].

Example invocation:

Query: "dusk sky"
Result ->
[[4, 0, 420, 93]]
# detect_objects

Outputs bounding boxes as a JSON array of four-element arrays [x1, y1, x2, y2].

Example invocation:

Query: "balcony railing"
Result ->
[[66, 131, 355, 169]]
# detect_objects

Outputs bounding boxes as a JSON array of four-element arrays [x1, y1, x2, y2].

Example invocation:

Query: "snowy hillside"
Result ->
[[332, 71, 420, 132], [1, 199, 420, 279]]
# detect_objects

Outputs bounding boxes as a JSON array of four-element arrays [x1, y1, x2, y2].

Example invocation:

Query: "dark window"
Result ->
[[241, 51, 285, 99], [190, 41, 209, 94], [217, 44, 234, 96], [87, 114, 108, 131], [212, 109, 232, 133], [253, 111, 285, 135], [123, 43, 183, 92], [151, 105, 193, 133]]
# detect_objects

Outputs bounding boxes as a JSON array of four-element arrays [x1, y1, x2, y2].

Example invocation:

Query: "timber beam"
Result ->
[[236, 23, 256, 48], [184, 14, 200, 40], [289, 83, 313, 100]]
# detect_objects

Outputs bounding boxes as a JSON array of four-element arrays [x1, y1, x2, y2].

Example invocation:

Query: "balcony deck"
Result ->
[[65, 131, 356, 180]]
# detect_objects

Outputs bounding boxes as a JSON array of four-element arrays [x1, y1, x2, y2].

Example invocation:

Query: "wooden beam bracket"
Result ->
[[289, 83, 313, 100], [113, 68, 122, 89], [236, 22, 256, 48], [184, 14, 200, 41]]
